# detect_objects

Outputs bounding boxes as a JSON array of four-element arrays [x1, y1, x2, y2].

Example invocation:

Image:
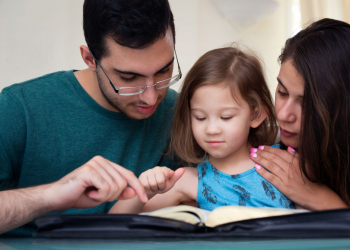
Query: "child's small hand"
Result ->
[[139, 167, 185, 198]]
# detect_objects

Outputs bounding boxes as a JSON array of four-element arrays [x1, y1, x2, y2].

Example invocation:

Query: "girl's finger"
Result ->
[[155, 170, 167, 191], [146, 172, 159, 193]]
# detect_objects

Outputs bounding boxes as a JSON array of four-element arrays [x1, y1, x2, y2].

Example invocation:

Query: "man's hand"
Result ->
[[47, 156, 148, 211], [0, 156, 147, 235], [139, 166, 185, 199]]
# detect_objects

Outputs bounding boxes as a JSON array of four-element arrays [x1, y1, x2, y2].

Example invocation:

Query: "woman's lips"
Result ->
[[280, 128, 297, 137], [134, 105, 156, 114]]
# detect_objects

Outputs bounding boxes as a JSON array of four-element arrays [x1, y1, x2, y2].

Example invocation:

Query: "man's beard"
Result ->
[[96, 71, 161, 120]]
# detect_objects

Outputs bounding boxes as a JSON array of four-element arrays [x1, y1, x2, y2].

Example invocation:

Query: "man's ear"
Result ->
[[250, 106, 267, 128], [80, 45, 97, 71]]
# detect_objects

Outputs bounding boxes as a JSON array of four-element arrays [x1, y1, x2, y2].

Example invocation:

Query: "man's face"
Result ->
[[95, 29, 175, 120]]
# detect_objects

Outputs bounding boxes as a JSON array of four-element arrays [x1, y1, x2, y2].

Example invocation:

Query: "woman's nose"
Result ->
[[277, 101, 297, 123]]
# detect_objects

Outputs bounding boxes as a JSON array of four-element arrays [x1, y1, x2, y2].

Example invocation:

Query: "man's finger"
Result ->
[[87, 157, 121, 201], [105, 159, 147, 203], [118, 186, 137, 200]]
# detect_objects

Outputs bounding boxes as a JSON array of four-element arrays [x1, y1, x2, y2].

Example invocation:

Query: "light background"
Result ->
[[0, 0, 349, 96]]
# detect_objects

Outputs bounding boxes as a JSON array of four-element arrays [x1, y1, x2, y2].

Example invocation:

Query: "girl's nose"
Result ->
[[205, 121, 221, 135]]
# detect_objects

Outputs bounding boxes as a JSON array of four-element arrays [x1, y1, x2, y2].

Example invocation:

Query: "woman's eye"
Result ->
[[221, 117, 232, 120], [278, 90, 288, 97]]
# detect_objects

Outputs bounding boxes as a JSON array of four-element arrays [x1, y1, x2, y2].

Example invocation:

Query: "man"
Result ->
[[0, 0, 180, 236]]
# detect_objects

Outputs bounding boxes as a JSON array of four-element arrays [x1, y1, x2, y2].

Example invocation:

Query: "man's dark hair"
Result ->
[[83, 0, 175, 61]]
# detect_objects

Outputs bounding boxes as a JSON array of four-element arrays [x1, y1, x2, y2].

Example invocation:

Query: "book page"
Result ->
[[141, 205, 209, 225], [205, 205, 307, 228]]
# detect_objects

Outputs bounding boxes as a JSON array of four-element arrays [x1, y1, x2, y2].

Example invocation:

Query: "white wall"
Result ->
[[0, 0, 292, 96], [170, 0, 291, 93], [0, 0, 86, 88]]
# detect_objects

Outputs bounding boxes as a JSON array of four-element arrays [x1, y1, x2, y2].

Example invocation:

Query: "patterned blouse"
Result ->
[[196, 156, 295, 211]]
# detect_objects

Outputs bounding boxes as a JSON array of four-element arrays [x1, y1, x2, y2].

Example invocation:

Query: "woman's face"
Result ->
[[275, 60, 304, 148]]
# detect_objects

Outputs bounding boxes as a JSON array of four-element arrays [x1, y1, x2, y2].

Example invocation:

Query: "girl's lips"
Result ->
[[134, 105, 156, 114], [207, 141, 224, 147], [280, 128, 297, 137]]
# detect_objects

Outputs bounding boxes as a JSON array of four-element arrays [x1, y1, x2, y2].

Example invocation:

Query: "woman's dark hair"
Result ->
[[279, 18, 350, 205], [170, 46, 278, 164], [83, 0, 175, 60]]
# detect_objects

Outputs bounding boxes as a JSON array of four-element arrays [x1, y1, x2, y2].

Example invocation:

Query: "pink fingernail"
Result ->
[[250, 148, 257, 152], [255, 164, 261, 170], [288, 146, 295, 152], [258, 146, 264, 150], [250, 152, 257, 158]]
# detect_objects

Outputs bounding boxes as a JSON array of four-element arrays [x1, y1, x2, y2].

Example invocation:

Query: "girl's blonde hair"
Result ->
[[170, 46, 277, 165]]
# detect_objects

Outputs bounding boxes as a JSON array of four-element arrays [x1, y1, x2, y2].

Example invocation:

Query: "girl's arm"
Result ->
[[251, 146, 348, 210], [109, 167, 197, 213]]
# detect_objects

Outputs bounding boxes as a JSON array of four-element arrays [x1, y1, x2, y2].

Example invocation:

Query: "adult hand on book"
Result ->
[[47, 156, 148, 211], [139, 167, 185, 199], [251, 146, 347, 210]]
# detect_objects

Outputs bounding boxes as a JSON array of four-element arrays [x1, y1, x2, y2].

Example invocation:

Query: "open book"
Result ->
[[35, 206, 350, 239], [143, 205, 305, 227]]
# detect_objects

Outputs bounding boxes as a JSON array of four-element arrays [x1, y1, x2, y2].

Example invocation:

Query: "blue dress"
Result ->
[[196, 156, 294, 211]]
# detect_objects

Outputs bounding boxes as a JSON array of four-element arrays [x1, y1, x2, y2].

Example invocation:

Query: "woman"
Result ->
[[251, 18, 350, 210]]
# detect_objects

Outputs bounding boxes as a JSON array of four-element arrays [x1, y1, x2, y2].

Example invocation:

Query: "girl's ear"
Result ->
[[80, 45, 97, 72], [250, 106, 267, 128]]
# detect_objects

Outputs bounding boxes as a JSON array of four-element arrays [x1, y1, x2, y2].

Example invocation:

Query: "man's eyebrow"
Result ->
[[113, 57, 174, 77]]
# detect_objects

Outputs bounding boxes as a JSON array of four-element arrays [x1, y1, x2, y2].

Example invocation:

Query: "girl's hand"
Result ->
[[139, 167, 185, 199], [250, 146, 347, 211]]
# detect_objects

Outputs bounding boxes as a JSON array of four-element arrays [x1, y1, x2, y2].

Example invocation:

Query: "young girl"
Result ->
[[109, 46, 294, 214]]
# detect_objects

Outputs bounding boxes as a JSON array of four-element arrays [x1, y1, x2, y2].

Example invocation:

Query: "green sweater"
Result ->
[[0, 70, 178, 236]]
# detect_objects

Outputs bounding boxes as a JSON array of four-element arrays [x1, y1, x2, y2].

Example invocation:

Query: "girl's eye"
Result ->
[[278, 90, 288, 97], [221, 117, 232, 120], [196, 117, 206, 121]]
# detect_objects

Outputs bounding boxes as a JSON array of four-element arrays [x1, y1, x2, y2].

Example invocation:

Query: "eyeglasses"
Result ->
[[90, 49, 182, 96]]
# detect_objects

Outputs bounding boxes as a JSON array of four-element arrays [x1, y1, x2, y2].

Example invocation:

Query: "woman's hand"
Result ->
[[250, 146, 347, 211]]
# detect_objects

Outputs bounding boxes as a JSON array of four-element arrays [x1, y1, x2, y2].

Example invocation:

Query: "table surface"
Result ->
[[2, 238, 350, 250]]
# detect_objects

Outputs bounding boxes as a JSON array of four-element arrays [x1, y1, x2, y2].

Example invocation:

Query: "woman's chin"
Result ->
[[280, 136, 299, 149]]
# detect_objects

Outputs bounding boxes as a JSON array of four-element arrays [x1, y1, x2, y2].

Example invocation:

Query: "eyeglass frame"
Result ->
[[89, 49, 182, 96]]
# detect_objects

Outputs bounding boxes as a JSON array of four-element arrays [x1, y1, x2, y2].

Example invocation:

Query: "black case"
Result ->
[[34, 208, 350, 239]]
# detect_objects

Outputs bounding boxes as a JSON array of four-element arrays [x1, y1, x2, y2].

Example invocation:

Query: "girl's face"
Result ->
[[275, 60, 304, 148], [190, 84, 253, 162]]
